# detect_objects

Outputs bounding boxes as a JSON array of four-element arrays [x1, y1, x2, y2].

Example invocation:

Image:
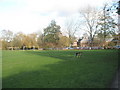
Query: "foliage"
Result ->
[[118, 1, 120, 15], [27, 33, 38, 48], [108, 0, 120, 15], [0, 4, 118, 50], [97, 4, 117, 40], [58, 36, 69, 47], [12, 32, 24, 48], [37, 34, 44, 48], [44, 20, 61, 46]]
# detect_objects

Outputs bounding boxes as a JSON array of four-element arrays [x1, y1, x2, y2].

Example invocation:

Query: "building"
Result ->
[[80, 33, 90, 47], [72, 41, 78, 47]]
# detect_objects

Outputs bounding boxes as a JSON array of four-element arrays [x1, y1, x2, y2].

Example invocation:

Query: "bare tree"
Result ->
[[64, 17, 80, 47], [79, 6, 100, 48], [1, 30, 14, 50], [1, 30, 13, 42]]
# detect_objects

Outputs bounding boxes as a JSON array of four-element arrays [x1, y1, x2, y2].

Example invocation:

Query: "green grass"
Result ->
[[2, 50, 119, 88]]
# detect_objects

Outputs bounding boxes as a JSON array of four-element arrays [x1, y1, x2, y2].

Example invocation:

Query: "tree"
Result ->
[[97, 3, 117, 48], [118, 0, 120, 15], [0, 38, 2, 50], [37, 33, 44, 48], [27, 33, 38, 49], [79, 6, 100, 48], [106, 0, 119, 15], [43, 20, 61, 48], [1, 30, 13, 42], [12, 33, 23, 49], [59, 36, 69, 47], [64, 17, 79, 47], [1, 30, 14, 50], [13, 32, 28, 50], [13, 32, 38, 50]]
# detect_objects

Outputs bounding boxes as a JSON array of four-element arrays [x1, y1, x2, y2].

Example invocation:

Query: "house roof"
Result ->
[[105, 38, 113, 42], [81, 39, 90, 43]]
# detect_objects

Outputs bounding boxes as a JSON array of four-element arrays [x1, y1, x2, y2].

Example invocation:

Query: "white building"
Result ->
[[80, 33, 90, 47]]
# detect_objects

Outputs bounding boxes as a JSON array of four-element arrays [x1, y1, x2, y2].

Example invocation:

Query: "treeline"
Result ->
[[0, 20, 72, 50], [0, 1, 120, 50]]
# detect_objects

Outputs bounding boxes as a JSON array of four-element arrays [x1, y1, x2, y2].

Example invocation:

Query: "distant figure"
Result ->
[[75, 52, 82, 57]]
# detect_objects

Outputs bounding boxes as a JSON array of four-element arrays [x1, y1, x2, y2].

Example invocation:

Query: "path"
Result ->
[[110, 69, 119, 89]]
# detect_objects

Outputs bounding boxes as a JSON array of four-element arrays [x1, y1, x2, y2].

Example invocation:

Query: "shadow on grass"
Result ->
[[2, 50, 118, 88], [2, 60, 115, 88], [27, 50, 81, 61], [26, 50, 119, 63]]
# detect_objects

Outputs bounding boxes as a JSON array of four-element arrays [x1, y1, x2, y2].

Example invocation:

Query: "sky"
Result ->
[[0, 0, 112, 37]]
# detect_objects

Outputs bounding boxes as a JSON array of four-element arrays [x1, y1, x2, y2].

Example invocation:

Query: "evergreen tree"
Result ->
[[43, 20, 61, 47], [97, 4, 117, 48]]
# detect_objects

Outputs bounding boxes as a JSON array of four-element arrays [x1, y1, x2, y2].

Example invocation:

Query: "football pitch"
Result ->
[[2, 50, 118, 88]]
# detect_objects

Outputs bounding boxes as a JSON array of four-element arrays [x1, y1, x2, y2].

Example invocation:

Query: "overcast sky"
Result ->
[[0, 0, 111, 36]]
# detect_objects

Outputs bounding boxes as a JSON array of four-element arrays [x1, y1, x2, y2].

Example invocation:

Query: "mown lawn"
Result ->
[[2, 50, 118, 88]]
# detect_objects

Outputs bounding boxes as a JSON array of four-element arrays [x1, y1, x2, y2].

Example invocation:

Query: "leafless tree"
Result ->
[[79, 6, 100, 48], [64, 17, 80, 47], [1, 30, 14, 50]]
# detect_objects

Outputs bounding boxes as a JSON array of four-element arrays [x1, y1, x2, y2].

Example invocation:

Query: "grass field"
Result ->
[[2, 50, 119, 88]]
